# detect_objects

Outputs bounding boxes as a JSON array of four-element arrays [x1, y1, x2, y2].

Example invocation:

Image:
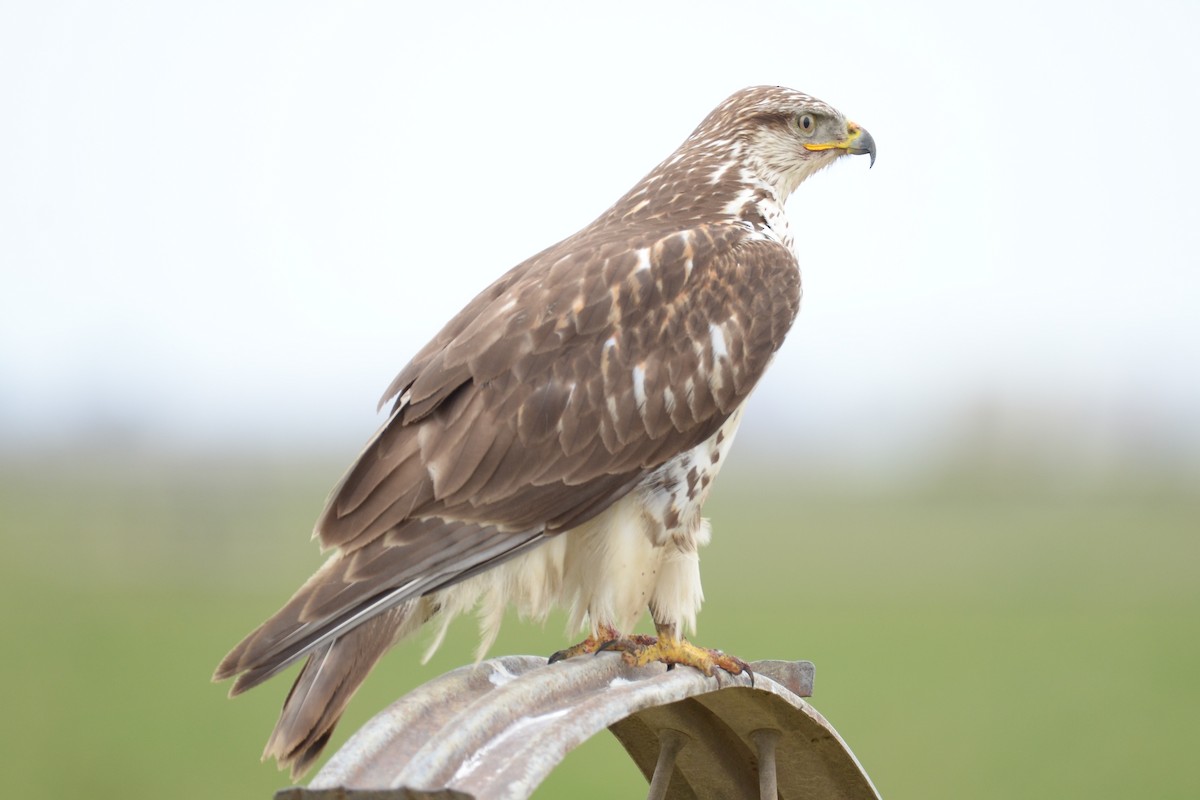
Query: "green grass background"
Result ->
[[1, 453, 1196, 798]]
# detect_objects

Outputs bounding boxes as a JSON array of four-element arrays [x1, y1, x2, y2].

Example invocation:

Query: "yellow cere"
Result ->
[[803, 122, 864, 153]]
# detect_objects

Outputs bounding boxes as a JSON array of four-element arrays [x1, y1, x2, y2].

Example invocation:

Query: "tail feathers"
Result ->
[[212, 552, 348, 689], [212, 551, 426, 695], [262, 602, 426, 779]]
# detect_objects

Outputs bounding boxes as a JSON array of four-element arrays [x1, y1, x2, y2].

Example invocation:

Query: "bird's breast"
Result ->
[[636, 407, 746, 547]]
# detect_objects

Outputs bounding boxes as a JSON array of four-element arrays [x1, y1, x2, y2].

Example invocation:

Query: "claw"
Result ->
[[548, 625, 622, 663], [551, 625, 751, 685], [601, 631, 751, 683]]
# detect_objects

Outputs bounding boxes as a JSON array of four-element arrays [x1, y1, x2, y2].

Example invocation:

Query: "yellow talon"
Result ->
[[548, 623, 622, 663], [599, 625, 752, 683], [551, 622, 751, 684]]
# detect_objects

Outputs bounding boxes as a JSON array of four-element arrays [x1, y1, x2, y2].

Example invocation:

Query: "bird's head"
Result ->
[[691, 85, 876, 199]]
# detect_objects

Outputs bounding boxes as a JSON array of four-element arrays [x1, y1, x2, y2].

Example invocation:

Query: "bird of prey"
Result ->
[[215, 85, 875, 778]]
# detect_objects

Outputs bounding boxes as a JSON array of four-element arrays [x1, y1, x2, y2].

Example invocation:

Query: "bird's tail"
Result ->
[[257, 603, 426, 779], [213, 524, 547, 778]]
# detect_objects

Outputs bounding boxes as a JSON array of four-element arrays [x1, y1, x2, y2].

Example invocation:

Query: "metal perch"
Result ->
[[275, 654, 880, 800]]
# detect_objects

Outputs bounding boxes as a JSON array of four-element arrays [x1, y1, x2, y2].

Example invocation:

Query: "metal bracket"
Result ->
[[277, 654, 879, 800]]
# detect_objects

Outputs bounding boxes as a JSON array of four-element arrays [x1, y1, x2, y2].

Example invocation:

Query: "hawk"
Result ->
[[215, 85, 875, 777]]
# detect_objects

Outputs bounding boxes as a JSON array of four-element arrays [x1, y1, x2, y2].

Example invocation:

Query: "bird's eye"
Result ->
[[798, 114, 816, 133]]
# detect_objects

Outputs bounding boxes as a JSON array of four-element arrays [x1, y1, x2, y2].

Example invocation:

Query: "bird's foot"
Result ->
[[598, 633, 753, 684], [549, 624, 635, 663]]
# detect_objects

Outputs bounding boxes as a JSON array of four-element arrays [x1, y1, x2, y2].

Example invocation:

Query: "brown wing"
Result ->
[[217, 223, 800, 688], [326, 225, 799, 542]]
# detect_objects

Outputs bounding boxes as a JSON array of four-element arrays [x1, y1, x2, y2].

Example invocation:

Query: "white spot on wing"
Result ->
[[709, 323, 729, 360], [634, 248, 652, 272], [555, 382, 577, 433], [625, 199, 650, 216], [632, 364, 646, 409], [723, 187, 756, 216]]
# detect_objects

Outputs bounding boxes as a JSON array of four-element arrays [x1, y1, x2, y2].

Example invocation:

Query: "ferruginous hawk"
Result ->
[[214, 85, 875, 777]]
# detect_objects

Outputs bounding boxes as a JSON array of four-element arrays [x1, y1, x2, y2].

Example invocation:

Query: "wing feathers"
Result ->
[[556, 380, 594, 456], [218, 518, 542, 693], [219, 226, 801, 758], [323, 454, 431, 550], [442, 418, 518, 505]]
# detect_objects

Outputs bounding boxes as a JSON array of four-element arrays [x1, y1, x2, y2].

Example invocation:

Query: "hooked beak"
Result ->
[[803, 121, 877, 168]]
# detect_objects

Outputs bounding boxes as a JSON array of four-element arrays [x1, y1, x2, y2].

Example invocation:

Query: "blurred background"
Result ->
[[2, 1, 1197, 798]]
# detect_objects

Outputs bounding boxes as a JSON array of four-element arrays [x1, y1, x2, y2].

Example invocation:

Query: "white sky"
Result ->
[[2, 0, 1198, 467]]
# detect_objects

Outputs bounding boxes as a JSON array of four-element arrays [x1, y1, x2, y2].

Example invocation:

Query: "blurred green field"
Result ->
[[1, 453, 1197, 799]]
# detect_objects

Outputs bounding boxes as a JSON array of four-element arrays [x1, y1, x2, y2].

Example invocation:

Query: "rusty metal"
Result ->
[[280, 653, 879, 800]]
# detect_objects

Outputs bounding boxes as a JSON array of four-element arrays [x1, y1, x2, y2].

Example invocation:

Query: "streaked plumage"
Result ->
[[215, 85, 875, 777]]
